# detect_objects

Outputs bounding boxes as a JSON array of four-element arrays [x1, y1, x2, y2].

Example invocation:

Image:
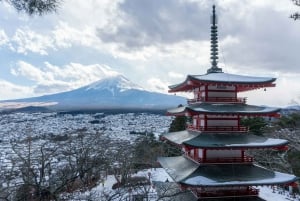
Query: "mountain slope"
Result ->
[[7, 75, 185, 110]]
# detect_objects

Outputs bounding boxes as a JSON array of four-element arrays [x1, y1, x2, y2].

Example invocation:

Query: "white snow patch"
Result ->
[[86, 74, 145, 92]]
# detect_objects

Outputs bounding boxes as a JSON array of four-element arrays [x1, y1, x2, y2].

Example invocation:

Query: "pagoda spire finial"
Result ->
[[207, 5, 223, 74]]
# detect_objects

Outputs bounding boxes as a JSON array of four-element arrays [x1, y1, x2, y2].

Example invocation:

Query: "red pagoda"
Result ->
[[158, 5, 298, 201]]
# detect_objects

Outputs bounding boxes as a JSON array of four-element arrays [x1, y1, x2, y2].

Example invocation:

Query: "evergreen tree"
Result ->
[[240, 117, 267, 136], [169, 116, 187, 132]]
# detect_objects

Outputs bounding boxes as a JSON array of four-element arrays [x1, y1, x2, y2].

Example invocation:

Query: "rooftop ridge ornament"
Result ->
[[207, 5, 223, 74]]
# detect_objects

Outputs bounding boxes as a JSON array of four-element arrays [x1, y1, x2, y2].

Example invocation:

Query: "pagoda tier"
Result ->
[[169, 74, 276, 104], [167, 103, 280, 117], [161, 130, 288, 150], [169, 73, 276, 93], [167, 103, 280, 133], [161, 131, 288, 164], [158, 156, 298, 199], [158, 156, 297, 187]]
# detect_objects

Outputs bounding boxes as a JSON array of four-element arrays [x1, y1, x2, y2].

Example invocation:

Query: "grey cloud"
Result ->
[[98, 0, 210, 48], [98, 0, 300, 73], [219, 6, 300, 73]]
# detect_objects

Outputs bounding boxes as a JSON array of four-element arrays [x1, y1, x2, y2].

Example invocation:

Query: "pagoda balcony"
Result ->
[[185, 154, 254, 164], [199, 156, 254, 164], [187, 125, 248, 132], [192, 187, 259, 199], [187, 97, 247, 104]]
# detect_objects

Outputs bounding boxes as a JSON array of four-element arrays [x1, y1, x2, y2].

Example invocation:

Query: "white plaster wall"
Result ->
[[207, 115, 237, 118], [193, 118, 197, 126], [200, 119, 205, 127], [208, 91, 236, 97], [198, 149, 203, 158], [208, 85, 236, 91], [206, 150, 241, 158], [203, 186, 247, 191], [207, 120, 238, 126]]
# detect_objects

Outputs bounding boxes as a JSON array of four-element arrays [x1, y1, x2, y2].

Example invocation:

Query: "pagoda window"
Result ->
[[189, 115, 204, 130], [200, 119, 205, 127], [190, 149, 194, 158], [191, 87, 207, 102], [197, 149, 204, 162], [193, 88, 199, 100], [198, 149, 203, 158], [194, 149, 199, 160], [193, 117, 198, 128]]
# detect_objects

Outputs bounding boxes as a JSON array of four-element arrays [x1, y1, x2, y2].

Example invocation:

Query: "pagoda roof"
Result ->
[[158, 156, 298, 187], [161, 130, 288, 149], [167, 103, 280, 116], [169, 73, 276, 93]]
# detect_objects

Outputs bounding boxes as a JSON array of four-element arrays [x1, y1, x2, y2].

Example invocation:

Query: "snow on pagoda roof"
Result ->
[[169, 73, 276, 92], [158, 156, 199, 182], [158, 156, 298, 187], [192, 73, 276, 83], [161, 131, 288, 149], [167, 103, 280, 116], [161, 130, 200, 145]]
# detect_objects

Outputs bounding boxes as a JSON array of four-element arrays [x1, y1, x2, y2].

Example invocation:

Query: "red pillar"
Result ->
[[205, 85, 208, 101], [203, 149, 207, 163]]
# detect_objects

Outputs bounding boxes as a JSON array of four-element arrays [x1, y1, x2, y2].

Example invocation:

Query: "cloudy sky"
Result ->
[[0, 0, 299, 107]]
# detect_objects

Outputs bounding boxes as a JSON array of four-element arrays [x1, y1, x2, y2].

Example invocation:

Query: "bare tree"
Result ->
[[4, 130, 112, 200], [248, 116, 300, 175], [10, 139, 60, 200], [291, 0, 300, 20]]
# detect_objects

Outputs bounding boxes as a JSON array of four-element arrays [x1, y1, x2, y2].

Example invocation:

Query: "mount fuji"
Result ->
[[2, 75, 185, 111]]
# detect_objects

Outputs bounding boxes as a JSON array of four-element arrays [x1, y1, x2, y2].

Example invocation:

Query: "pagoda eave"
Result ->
[[179, 179, 298, 188], [161, 131, 289, 150], [158, 156, 298, 188], [168, 74, 276, 93], [183, 144, 289, 150], [167, 104, 281, 117]]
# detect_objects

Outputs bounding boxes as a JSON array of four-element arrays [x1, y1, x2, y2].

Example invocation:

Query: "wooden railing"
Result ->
[[187, 97, 247, 104], [198, 156, 254, 164], [185, 154, 254, 164], [193, 187, 259, 198], [187, 125, 248, 132]]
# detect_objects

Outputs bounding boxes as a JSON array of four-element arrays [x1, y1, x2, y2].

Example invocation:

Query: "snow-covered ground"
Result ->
[[73, 168, 299, 201], [0, 112, 172, 164], [259, 186, 300, 201], [1, 112, 299, 201]]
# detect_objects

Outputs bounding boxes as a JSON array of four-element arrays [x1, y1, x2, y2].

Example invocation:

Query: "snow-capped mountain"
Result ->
[[3, 75, 185, 110], [85, 75, 145, 94]]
